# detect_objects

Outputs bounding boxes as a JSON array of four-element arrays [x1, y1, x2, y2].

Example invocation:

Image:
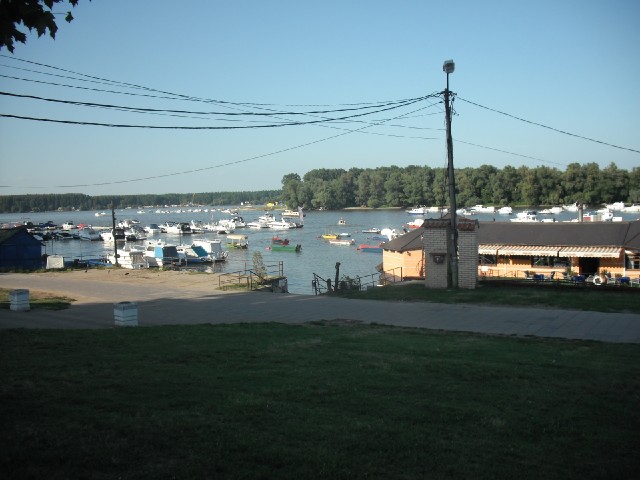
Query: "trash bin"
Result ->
[[114, 302, 138, 326]]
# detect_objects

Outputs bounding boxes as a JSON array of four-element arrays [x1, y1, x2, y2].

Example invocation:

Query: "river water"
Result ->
[[2, 207, 639, 294]]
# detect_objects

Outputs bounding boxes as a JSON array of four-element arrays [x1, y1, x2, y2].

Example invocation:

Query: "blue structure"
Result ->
[[0, 227, 43, 270]]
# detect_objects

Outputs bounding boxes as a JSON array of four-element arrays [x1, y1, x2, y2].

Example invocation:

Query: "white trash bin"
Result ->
[[114, 302, 138, 327]]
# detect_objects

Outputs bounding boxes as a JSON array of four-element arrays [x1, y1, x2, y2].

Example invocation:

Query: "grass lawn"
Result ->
[[342, 281, 640, 313], [1, 323, 638, 479]]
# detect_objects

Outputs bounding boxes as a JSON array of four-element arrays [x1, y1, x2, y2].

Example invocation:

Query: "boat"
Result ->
[[226, 234, 249, 249], [321, 232, 339, 240], [357, 244, 383, 253], [268, 243, 302, 252], [271, 236, 290, 245], [511, 210, 538, 222], [61, 221, 76, 230], [107, 246, 147, 269], [539, 206, 562, 215], [329, 239, 355, 246], [470, 205, 495, 214], [162, 222, 192, 235], [124, 225, 147, 241], [268, 219, 296, 230], [338, 217, 346, 225], [497, 206, 513, 215], [606, 201, 625, 211], [140, 240, 184, 266], [404, 218, 424, 229], [406, 206, 441, 215], [144, 223, 163, 235], [192, 239, 228, 261], [176, 244, 215, 264], [623, 204, 640, 213], [100, 227, 126, 242], [563, 202, 579, 212], [94, 212, 107, 217], [281, 210, 301, 218], [77, 227, 102, 241], [362, 228, 381, 234]]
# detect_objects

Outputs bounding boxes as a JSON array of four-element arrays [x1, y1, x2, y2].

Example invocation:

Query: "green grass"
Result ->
[[342, 282, 640, 313], [1, 323, 638, 479], [0, 288, 73, 310]]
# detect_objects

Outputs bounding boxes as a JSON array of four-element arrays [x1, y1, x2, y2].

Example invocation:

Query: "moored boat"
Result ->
[[226, 234, 249, 249], [357, 244, 382, 253], [329, 239, 355, 246], [268, 243, 301, 252]]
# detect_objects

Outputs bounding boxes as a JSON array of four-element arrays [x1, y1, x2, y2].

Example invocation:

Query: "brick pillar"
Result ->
[[422, 218, 478, 289]]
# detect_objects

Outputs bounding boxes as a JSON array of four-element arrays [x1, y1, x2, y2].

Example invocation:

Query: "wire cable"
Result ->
[[458, 96, 640, 155]]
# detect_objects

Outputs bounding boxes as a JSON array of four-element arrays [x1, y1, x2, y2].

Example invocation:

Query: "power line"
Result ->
[[0, 95, 433, 129], [457, 96, 640, 155], [0, 90, 427, 117]]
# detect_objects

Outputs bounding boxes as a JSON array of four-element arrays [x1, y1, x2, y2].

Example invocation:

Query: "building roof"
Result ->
[[478, 220, 640, 249], [0, 227, 41, 245], [382, 220, 640, 253]]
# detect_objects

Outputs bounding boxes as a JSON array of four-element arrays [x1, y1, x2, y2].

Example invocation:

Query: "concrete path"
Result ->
[[1, 273, 639, 343]]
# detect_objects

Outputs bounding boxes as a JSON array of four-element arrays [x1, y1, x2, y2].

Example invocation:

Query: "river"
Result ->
[[2, 207, 638, 294]]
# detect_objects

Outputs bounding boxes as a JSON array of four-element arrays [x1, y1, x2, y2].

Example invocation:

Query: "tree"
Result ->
[[0, 0, 87, 53]]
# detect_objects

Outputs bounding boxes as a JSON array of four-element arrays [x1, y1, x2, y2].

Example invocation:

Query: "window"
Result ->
[[626, 254, 640, 270], [479, 254, 497, 265], [531, 256, 570, 268]]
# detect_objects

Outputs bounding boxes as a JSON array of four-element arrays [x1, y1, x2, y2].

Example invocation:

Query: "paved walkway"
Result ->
[[1, 273, 639, 343]]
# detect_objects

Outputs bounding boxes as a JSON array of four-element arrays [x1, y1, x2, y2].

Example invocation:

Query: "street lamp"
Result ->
[[443, 59, 458, 288]]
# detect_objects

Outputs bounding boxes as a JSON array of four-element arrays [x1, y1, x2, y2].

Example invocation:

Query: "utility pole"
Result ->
[[111, 204, 119, 267], [443, 59, 458, 288]]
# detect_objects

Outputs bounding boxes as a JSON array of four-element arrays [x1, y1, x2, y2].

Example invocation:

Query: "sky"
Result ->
[[0, 0, 638, 196]]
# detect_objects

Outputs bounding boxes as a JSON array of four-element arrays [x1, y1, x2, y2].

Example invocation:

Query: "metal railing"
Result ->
[[216, 261, 284, 291], [311, 266, 404, 295]]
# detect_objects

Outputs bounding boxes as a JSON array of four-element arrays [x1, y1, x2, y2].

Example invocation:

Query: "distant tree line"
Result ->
[[2, 162, 639, 213], [280, 162, 640, 210], [0, 190, 282, 213]]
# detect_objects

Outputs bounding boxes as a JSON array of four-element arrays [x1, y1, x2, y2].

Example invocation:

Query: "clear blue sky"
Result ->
[[1, 0, 638, 196]]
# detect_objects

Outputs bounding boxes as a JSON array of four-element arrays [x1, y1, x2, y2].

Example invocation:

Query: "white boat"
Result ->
[[470, 205, 495, 214], [329, 239, 355, 246], [539, 206, 562, 215], [124, 225, 147, 241], [563, 203, 579, 212], [100, 227, 126, 242], [230, 216, 246, 228], [511, 210, 538, 222], [281, 209, 302, 218], [176, 244, 215, 264], [144, 223, 162, 235], [140, 240, 184, 266], [269, 219, 296, 230], [192, 239, 229, 262], [623, 204, 640, 213], [246, 220, 269, 229], [94, 212, 107, 217], [162, 222, 192, 235], [362, 228, 381, 234], [404, 218, 424, 229], [77, 227, 102, 241], [606, 201, 625, 211], [107, 247, 147, 269], [61, 221, 76, 230], [406, 206, 436, 215], [497, 206, 512, 215], [338, 217, 346, 225]]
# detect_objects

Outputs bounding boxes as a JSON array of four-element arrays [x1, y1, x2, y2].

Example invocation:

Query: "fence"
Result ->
[[216, 261, 284, 291], [311, 266, 404, 295]]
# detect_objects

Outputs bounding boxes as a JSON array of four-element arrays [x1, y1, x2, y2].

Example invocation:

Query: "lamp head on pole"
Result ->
[[443, 59, 455, 74]]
